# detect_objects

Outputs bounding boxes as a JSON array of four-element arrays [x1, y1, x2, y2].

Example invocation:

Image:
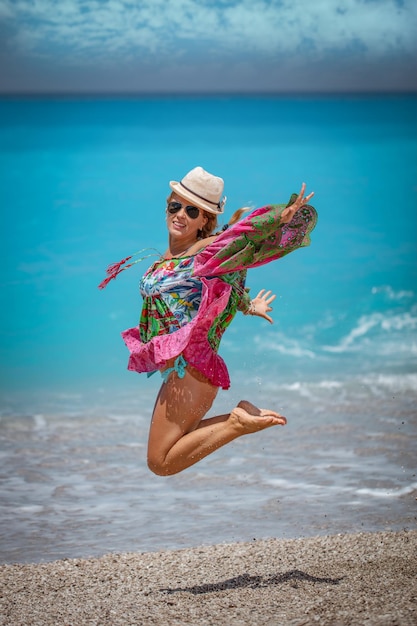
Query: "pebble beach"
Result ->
[[1, 530, 416, 626]]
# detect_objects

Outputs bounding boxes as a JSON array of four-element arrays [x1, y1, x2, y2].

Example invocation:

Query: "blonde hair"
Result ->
[[201, 206, 251, 238]]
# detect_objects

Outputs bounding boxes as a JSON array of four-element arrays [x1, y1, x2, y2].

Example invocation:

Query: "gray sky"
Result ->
[[0, 0, 416, 94]]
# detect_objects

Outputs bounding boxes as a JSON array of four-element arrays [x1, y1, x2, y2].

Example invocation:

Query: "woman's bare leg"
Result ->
[[147, 366, 286, 476]]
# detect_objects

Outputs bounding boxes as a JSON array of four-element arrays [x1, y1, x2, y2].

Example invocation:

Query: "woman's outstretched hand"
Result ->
[[280, 182, 314, 225], [249, 289, 276, 324]]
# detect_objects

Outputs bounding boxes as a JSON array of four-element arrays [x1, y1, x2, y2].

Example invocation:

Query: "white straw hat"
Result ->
[[169, 166, 226, 214]]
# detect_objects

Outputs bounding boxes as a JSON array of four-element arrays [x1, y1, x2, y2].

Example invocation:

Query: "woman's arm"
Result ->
[[186, 234, 218, 256]]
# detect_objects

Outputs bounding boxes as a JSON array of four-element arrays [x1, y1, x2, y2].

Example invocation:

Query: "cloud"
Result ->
[[0, 0, 415, 63], [0, 0, 415, 92]]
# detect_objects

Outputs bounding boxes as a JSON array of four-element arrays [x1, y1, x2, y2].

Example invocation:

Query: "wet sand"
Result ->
[[1, 530, 416, 625]]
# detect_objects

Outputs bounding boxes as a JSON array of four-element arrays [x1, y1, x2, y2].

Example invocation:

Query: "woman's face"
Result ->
[[166, 192, 208, 239]]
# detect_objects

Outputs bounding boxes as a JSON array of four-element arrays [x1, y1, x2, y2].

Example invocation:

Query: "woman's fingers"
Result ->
[[256, 289, 276, 302], [296, 183, 314, 206]]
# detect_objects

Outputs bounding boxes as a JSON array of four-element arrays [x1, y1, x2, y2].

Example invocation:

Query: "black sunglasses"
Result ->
[[167, 201, 200, 220]]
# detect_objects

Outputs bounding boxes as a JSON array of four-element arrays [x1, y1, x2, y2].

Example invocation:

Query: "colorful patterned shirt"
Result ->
[[139, 255, 250, 353]]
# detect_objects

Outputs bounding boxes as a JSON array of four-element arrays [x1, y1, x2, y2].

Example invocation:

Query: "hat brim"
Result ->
[[169, 180, 224, 215]]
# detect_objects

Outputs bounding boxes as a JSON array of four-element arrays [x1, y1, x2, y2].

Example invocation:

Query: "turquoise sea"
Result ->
[[0, 95, 416, 564]]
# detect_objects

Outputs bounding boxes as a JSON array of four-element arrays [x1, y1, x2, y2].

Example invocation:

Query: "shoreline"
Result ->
[[1, 530, 416, 625]]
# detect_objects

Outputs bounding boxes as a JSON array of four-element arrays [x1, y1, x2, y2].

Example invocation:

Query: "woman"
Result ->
[[100, 166, 316, 476]]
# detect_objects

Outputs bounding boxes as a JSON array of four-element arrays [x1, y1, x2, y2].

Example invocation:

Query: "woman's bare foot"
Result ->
[[238, 399, 286, 420], [230, 400, 287, 434]]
